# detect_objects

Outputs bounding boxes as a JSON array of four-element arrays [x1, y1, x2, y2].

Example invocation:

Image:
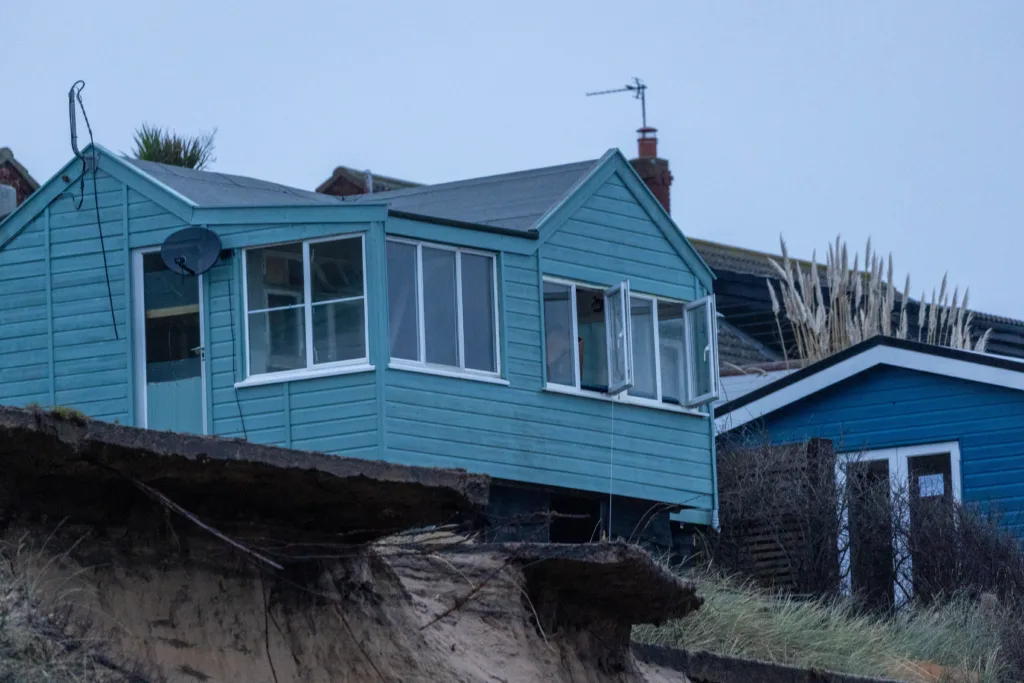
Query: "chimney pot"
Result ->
[[637, 127, 658, 159], [629, 128, 673, 214]]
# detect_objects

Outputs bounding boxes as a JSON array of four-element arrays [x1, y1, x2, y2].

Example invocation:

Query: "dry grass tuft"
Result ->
[[0, 537, 154, 682], [634, 571, 1006, 682], [767, 235, 990, 363]]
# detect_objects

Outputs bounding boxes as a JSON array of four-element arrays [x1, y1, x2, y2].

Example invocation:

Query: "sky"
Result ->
[[5, 1, 1024, 318]]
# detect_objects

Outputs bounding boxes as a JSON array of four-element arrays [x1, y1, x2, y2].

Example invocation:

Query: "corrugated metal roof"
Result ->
[[127, 159, 343, 207], [342, 159, 600, 232], [716, 368, 796, 409]]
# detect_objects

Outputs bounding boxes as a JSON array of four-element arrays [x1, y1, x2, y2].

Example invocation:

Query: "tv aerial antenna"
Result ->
[[586, 77, 648, 128]]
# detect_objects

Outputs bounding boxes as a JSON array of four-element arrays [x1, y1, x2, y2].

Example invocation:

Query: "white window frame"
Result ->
[[541, 276, 718, 415], [605, 280, 633, 395], [836, 441, 962, 607], [685, 295, 720, 405], [241, 234, 370, 381], [386, 237, 502, 381]]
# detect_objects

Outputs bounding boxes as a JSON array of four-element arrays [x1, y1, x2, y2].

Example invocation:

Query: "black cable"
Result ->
[[226, 271, 249, 440], [69, 81, 119, 340]]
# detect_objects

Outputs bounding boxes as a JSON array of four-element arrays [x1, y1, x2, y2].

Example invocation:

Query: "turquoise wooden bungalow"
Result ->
[[716, 335, 1024, 602], [0, 144, 720, 547]]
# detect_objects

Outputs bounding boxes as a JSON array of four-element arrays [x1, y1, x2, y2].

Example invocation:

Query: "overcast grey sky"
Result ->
[[5, 1, 1023, 318]]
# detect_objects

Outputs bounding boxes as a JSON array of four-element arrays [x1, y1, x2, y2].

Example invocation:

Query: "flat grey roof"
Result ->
[[343, 158, 600, 232]]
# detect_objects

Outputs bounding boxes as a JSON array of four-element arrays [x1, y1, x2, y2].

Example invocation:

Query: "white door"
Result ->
[[132, 249, 207, 433]]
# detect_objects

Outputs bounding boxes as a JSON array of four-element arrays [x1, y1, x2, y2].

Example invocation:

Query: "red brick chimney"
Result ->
[[629, 127, 673, 214]]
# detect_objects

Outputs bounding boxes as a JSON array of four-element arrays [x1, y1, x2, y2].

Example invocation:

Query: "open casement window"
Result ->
[[543, 278, 719, 408], [603, 281, 633, 395], [683, 295, 719, 405]]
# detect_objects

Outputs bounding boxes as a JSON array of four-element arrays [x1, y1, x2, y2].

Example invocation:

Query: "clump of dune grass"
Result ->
[[766, 235, 991, 363], [0, 536, 151, 682], [634, 571, 1006, 682]]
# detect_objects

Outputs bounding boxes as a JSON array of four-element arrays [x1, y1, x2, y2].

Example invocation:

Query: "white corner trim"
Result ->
[[543, 383, 707, 418], [235, 362, 375, 388], [717, 345, 1024, 433], [387, 362, 510, 386]]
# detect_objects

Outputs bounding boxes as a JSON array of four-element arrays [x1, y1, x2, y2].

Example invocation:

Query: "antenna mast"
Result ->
[[586, 77, 648, 128]]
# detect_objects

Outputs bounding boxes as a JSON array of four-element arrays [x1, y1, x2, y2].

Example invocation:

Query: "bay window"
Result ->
[[386, 238, 499, 376], [244, 235, 367, 377], [542, 278, 719, 408]]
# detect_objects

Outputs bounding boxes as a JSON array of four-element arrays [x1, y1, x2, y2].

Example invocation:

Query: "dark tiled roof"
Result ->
[[691, 237, 1024, 359], [717, 318, 781, 368], [690, 238, 790, 280], [316, 166, 421, 194], [128, 159, 342, 208], [342, 158, 601, 232]]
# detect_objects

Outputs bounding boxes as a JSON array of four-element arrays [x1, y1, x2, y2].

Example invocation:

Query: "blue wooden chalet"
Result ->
[[716, 335, 1024, 602], [0, 144, 721, 547]]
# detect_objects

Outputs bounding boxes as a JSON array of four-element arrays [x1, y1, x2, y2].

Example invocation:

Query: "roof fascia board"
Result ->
[[388, 209, 538, 239], [0, 154, 87, 251], [386, 214, 538, 254], [192, 203, 388, 226], [535, 150, 714, 291], [90, 145, 197, 224], [533, 149, 617, 239], [716, 344, 1024, 433], [610, 150, 715, 287]]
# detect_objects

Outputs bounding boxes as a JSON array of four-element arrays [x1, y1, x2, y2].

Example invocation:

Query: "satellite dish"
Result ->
[[160, 227, 222, 276]]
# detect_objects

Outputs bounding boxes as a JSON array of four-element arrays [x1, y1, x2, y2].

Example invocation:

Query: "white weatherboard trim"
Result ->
[[388, 362, 510, 385], [716, 345, 1024, 433], [836, 441, 962, 607], [543, 383, 707, 418], [234, 362, 375, 388]]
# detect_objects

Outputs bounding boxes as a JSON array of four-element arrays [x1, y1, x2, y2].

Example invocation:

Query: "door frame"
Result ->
[[836, 440, 962, 606], [132, 248, 208, 434]]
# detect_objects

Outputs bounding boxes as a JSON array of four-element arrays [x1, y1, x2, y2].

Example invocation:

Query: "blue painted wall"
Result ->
[[751, 365, 1024, 533], [0, 153, 715, 516], [0, 172, 130, 421], [379, 169, 715, 512]]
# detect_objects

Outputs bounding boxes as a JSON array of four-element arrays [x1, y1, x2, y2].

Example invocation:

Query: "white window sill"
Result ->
[[235, 362, 375, 388], [543, 383, 707, 417], [388, 362, 510, 386]]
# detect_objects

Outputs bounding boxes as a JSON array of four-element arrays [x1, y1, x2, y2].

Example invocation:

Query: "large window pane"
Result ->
[[461, 254, 496, 372], [143, 253, 201, 383], [630, 297, 657, 399], [313, 300, 365, 364], [544, 282, 575, 386], [310, 238, 363, 302], [576, 286, 607, 391], [658, 301, 685, 404], [387, 241, 419, 361], [248, 308, 305, 375], [246, 243, 303, 310], [422, 247, 458, 366], [604, 283, 631, 395], [687, 300, 713, 399]]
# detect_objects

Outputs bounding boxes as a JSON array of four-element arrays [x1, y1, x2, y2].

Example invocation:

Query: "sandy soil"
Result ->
[[13, 530, 690, 683]]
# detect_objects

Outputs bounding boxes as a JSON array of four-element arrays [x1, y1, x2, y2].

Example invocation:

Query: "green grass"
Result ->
[[634, 572, 1005, 681]]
